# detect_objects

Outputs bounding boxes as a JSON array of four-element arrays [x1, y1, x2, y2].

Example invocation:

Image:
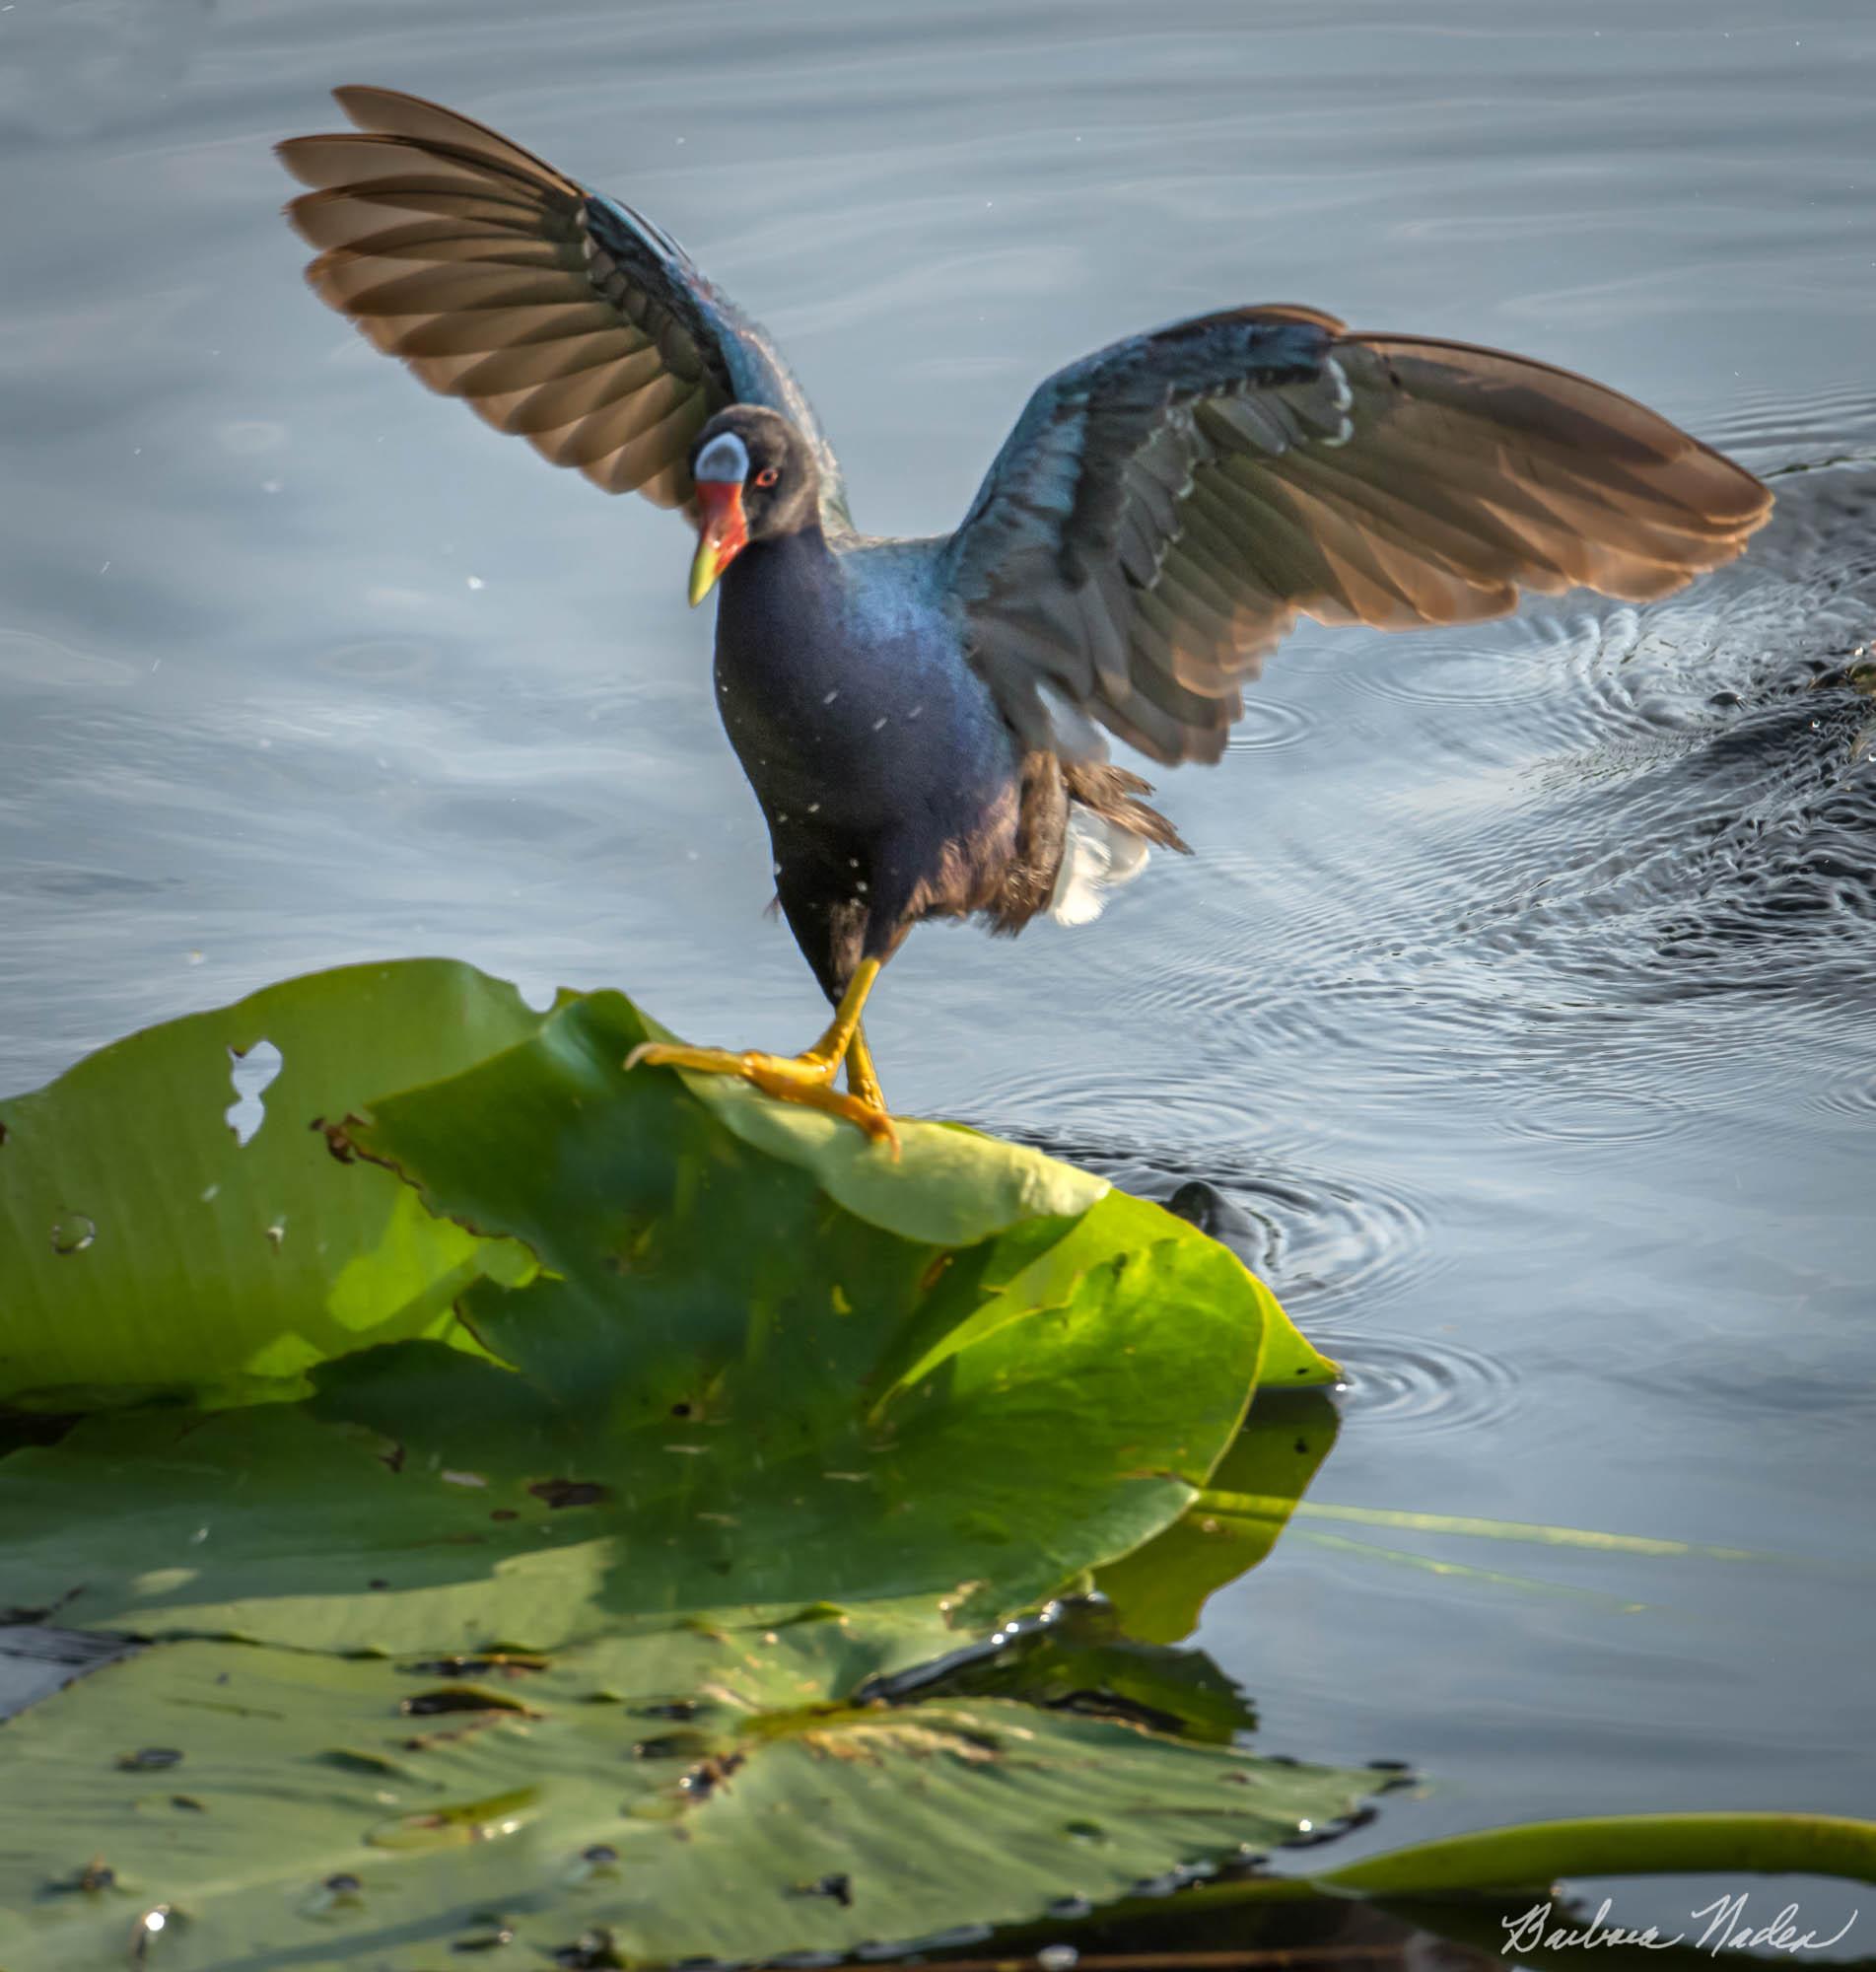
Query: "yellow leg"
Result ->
[[846, 1022, 885, 1111], [625, 960, 897, 1154]]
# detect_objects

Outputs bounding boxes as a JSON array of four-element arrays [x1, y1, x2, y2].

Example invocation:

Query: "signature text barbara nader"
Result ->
[[1502, 1894, 1858, 1957]]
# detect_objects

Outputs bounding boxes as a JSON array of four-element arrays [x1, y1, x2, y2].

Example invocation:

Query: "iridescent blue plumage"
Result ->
[[281, 87, 1772, 1133]]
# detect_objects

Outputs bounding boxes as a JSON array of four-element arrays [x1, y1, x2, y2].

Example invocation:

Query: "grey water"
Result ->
[[2, 0, 1872, 1925]]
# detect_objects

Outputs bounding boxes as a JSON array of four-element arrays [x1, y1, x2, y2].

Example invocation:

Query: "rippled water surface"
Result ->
[[3, 0, 1873, 1897]]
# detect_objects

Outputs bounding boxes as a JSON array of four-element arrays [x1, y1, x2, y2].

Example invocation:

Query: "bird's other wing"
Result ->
[[943, 306, 1772, 765], [277, 87, 849, 527]]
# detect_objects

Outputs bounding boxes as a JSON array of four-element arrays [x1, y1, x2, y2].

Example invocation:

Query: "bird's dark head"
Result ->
[[686, 406, 820, 605]]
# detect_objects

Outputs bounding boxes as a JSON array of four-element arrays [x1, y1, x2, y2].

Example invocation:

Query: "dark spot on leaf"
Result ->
[[669, 1402, 693, 1418], [52, 1857, 115, 1894], [319, 1747, 416, 1778], [405, 1655, 547, 1679], [1293, 1437, 1308, 1454], [453, 1926, 516, 1951], [636, 1699, 700, 1722], [116, 1747, 182, 1771], [315, 1114, 367, 1162], [581, 1844, 618, 1866], [675, 1750, 744, 1798], [369, 1579, 391, 1591], [490, 1509, 519, 1521], [792, 1872, 854, 1909], [170, 1796, 206, 1813], [324, 1873, 363, 1895], [528, 1478, 609, 1509], [380, 1443, 406, 1474], [400, 1684, 533, 1718], [553, 1932, 623, 1971], [631, 1730, 706, 1761]]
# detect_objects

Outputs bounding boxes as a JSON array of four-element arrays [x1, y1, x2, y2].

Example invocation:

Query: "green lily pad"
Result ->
[[0, 960, 544, 1411], [0, 964, 1331, 1416], [0, 1633, 1376, 1971], [0, 975, 1328, 1653]]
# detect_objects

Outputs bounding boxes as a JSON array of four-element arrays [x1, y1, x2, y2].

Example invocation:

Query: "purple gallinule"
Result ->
[[279, 89, 1772, 1152]]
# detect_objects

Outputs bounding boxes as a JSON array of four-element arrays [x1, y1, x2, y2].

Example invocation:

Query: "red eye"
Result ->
[[754, 465, 780, 488]]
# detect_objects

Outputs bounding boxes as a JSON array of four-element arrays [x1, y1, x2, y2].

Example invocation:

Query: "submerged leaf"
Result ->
[[0, 1635, 1376, 1971]]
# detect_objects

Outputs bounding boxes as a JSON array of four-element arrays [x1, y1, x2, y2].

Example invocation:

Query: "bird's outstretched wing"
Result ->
[[277, 87, 848, 526], [945, 306, 1772, 765]]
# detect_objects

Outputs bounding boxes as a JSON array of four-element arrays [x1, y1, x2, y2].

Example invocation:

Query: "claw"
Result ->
[[626, 1038, 899, 1157]]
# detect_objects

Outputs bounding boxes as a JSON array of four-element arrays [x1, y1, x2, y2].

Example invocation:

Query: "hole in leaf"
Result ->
[[225, 1038, 283, 1146]]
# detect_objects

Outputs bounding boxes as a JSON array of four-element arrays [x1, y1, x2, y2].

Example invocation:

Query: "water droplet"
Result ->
[[132, 1906, 173, 1964], [50, 1212, 96, 1255]]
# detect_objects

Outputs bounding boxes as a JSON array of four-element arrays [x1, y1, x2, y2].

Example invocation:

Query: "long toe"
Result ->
[[625, 1039, 895, 1153], [624, 1040, 837, 1091]]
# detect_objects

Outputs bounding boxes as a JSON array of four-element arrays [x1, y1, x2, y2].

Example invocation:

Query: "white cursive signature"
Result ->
[[1501, 1897, 1680, 1953], [1501, 1894, 1859, 1957], [1690, 1894, 1859, 1958]]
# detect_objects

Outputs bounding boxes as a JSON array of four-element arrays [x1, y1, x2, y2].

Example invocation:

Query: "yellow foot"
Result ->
[[625, 1040, 900, 1156]]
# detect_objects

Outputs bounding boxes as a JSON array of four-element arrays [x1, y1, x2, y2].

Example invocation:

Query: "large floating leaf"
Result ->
[[0, 1632, 1377, 1972], [0, 960, 543, 1409], [0, 962, 1351, 1960], [0, 963, 1330, 1413], [0, 973, 1330, 1651]]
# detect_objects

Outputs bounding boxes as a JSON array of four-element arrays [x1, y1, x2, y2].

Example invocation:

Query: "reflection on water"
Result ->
[[1, 0, 1872, 1894]]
